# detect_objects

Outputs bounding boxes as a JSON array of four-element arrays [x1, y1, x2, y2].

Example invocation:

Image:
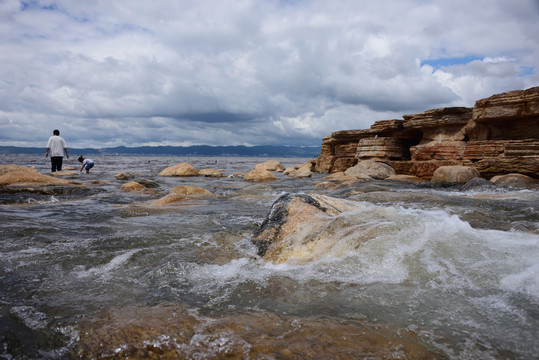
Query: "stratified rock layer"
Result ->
[[315, 86, 539, 179]]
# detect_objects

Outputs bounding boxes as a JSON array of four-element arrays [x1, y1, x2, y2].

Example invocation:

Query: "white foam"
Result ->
[[76, 249, 141, 280]]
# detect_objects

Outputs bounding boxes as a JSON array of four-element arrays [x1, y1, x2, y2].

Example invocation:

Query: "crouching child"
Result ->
[[78, 156, 95, 174]]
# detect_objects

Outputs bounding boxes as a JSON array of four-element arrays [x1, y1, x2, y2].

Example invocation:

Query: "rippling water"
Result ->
[[0, 154, 538, 359]]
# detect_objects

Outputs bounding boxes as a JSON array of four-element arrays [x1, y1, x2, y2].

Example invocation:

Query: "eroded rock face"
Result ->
[[315, 86, 539, 179]]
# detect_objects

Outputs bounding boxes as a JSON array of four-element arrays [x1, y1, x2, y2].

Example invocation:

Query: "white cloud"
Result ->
[[0, 0, 538, 148]]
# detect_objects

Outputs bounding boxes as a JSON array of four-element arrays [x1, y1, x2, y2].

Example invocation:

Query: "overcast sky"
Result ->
[[1, 0, 538, 148]]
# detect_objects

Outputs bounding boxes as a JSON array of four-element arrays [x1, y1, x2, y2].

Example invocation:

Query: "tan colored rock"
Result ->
[[198, 168, 225, 177], [344, 160, 395, 180], [490, 173, 537, 188], [254, 160, 285, 172], [169, 185, 212, 196], [0, 165, 35, 176], [152, 185, 211, 205], [431, 165, 480, 183], [283, 163, 312, 178], [158, 163, 198, 177], [151, 194, 188, 205], [50, 170, 79, 178], [244, 168, 277, 182], [385, 175, 424, 182], [0, 165, 77, 186], [252, 194, 360, 263], [120, 181, 146, 192]]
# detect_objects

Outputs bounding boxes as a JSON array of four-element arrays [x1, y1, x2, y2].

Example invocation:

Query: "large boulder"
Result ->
[[255, 160, 285, 172], [431, 165, 480, 183], [0, 165, 79, 187], [244, 168, 277, 182], [158, 163, 199, 177], [283, 163, 312, 178], [251, 193, 361, 264], [490, 173, 537, 188], [344, 160, 395, 180], [120, 181, 146, 192]]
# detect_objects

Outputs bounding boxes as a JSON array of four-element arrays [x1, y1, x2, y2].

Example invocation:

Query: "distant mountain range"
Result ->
[[0, 145, 321, 158]]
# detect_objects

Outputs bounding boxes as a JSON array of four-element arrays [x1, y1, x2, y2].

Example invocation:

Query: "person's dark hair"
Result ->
[[78, 156, 84, 163], [53, 129, 60, 135]]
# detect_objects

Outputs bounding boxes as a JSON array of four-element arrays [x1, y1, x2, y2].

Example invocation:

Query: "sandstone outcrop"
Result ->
[[315, 86, 539, 180], [158, 163, 198, 177]]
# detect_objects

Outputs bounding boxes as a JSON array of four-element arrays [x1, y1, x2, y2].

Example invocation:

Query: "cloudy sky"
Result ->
[[1, 0, 538, 149]]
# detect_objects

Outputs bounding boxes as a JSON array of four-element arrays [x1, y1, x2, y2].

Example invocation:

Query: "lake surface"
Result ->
[[0, 154, 538, 359]]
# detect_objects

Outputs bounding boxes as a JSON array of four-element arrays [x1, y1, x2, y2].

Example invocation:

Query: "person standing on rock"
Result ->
[[45, 129, 69, 172]]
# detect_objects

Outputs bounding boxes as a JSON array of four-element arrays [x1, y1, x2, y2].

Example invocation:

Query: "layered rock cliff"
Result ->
[[315, 86, 539, 179]]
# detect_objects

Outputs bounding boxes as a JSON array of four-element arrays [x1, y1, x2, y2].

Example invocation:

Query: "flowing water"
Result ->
[[0, 154, 537, 359]]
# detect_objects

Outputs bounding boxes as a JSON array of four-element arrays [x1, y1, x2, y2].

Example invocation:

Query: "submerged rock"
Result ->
[[152, 185, 212, 205], [135, 179, 160, 188], [74, 305, 445, 360], [114, 172, 136, 180], [461, 177, 496, 191]]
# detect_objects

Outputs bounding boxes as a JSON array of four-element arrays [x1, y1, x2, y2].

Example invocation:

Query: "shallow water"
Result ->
[[0, 154, 538, 359]]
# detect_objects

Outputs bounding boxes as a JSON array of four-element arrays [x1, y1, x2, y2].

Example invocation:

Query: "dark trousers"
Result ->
[[51, 157, 63, 172]]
